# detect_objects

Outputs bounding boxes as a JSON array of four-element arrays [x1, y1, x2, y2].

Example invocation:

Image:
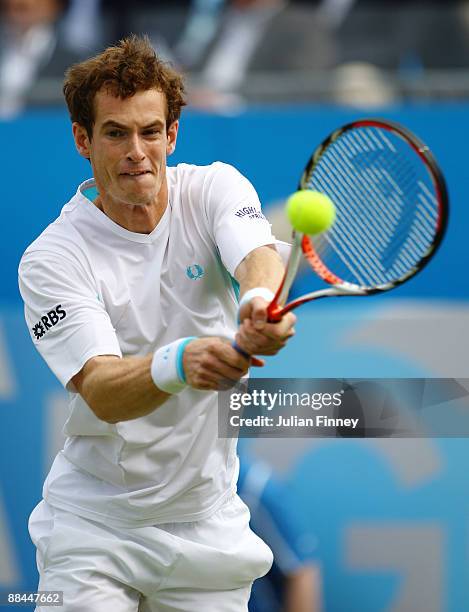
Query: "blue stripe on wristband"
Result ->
[[176, 337, 196, 383], [151, 337, 197, 394]]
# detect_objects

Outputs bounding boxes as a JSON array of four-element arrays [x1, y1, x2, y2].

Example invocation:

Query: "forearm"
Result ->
[[74, 355, 169, 424], [235, 245, 284, 297], [73, 336, 251, 423]]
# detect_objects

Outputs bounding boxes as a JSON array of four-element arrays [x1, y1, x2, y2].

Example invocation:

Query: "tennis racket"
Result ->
[[235, 118, 448, 356]]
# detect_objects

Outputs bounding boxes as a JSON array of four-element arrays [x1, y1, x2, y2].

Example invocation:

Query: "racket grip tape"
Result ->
[[231, 341, 264, 367], [232, 340, 250, 360]]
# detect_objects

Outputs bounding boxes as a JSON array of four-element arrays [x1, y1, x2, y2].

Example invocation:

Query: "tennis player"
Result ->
[[18, 36, 295, 612]]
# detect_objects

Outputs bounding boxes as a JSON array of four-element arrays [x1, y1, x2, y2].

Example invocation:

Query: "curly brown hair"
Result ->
[[63, 35, 186, 138]]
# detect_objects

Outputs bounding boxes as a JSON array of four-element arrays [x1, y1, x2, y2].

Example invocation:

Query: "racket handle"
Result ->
[[232, 340, 250, 360], [266, 302, 284, 322], [232, 341, 264, 366]]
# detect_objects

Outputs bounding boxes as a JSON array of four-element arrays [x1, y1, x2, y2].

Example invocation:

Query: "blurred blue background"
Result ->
[[1, 1, 469, 611]]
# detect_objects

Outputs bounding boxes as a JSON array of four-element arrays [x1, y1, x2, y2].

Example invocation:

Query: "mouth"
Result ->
[[120, 170, 152, 177]]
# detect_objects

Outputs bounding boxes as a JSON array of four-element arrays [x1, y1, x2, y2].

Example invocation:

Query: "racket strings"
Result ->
[[305, 127, 439, 288], [313, 173, 386, 286], [327, 137, 410, 247], [336, 130, 420, 242], [313, 151, 405, 285], [334, 150, 425, 277], [316, 152, 396, 283]]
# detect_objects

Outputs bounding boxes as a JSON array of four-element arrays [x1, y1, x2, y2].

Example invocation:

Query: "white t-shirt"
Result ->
[[19, 162, 275, 528]]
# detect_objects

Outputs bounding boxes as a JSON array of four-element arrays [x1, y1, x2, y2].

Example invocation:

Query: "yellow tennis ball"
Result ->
[[285, 190, 336, 235]]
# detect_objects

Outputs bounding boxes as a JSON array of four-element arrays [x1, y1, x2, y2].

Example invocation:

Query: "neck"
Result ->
[[94, 183, 168, 234]]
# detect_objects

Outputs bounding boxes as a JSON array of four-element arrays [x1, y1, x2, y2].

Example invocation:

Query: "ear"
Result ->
[[166, 120, 179, 156], [72, 122, 92, 159]]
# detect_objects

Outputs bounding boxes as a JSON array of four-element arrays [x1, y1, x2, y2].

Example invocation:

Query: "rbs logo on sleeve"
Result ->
[[32, 304, 67, 340]]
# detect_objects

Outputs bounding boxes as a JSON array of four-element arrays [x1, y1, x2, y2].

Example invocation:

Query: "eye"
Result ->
[[143, 129, 160, 137], [107, 129, 124, 138]]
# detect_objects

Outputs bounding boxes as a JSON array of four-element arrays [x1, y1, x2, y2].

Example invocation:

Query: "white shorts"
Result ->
[[28, 495, 273, 612]]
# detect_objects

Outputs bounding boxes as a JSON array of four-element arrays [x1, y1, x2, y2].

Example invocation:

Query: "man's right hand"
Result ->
[[183, 337, 263, 391]]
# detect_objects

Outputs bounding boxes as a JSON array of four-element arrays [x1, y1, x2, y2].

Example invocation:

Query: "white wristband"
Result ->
[[151, 337, 196, 394], [238, 287, 275, 312]]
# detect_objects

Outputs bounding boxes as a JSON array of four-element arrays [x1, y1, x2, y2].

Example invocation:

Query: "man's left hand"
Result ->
[[236, 297, 296, 356]]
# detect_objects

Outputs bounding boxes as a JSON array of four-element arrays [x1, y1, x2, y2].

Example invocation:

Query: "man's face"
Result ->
[[73, 88, 178, 209]]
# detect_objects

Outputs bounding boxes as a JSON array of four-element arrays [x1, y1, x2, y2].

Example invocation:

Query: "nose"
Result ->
[[126, 134, 145, 162]]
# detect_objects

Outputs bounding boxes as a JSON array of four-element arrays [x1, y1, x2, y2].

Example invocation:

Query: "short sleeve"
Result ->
[[207, 163, 275, 275], [19, 251, 122, 389]]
